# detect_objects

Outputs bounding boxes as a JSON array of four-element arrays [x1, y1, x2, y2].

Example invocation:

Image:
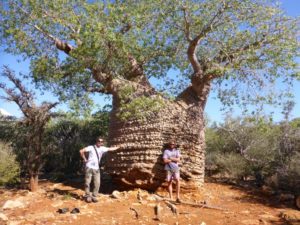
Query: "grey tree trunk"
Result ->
[[105, 87, 206, 191]]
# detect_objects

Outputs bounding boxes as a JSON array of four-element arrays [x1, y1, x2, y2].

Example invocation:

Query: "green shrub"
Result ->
[[0, 142, 20, 186], [215, 152, 250, 179], [277, 152, 300, 194]]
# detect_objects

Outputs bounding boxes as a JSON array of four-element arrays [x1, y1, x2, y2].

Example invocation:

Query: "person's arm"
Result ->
[[170, 156, 180, 162], [107, 146, 120, 151], [163, 158, 172, 164], [170, 150, 181, 162], [163, 151, 171, 164], [79, 147, 88, 163]]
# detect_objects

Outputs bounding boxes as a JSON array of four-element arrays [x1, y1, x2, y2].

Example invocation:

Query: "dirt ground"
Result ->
[[0, 178, 299, 225]]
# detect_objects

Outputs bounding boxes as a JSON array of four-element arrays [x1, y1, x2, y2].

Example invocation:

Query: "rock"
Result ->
[[259, 219, 269, 225], [259, 214, 279, 224], [111, 190, 122, 199], [146, 195, 157, 201], [0, 212, 8, 221], [260, 214, 278, 219], [241, 210, 250, 214], [280, 211, 300, 223], [46, 192, 59, 199], [2, 199, 25, 209]]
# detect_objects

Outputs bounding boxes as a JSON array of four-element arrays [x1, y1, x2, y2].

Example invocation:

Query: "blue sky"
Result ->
[[0, 0, 299, 123]]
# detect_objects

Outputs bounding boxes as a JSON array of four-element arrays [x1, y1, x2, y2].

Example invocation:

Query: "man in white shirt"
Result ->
[[80, 137, 119, 202]]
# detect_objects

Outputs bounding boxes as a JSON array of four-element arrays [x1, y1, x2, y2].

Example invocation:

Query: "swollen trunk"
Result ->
[[105, 96, 206, 191]]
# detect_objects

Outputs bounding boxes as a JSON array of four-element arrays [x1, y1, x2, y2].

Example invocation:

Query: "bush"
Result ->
[[0, 142, 20, 186], [276, 152, 300, 194], [205, 116, 300, 189], [214, 152, 250, 179]]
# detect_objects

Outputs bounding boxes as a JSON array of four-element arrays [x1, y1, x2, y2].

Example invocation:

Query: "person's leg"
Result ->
[[92, 169, 100, 199], [166, 171, 173, 199], [84, 168, 92, 197], [175, 171, 181, 202]]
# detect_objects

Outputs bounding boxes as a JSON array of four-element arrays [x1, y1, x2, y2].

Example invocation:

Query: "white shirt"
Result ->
[[85, 145, 108, 170]]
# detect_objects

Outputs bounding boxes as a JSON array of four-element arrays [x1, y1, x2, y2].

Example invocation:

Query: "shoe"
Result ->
[[57, 208, 69, 214], [176, 198, 182, 203], [70, 208, 80, 214], [85, 196, 92, 203], [92, 197, 98, 203]]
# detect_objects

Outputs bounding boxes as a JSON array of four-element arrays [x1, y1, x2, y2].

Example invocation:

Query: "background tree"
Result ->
[[0, 0, 299, 189], [0, 66, 58, 191], [206, 116, 280, 183]]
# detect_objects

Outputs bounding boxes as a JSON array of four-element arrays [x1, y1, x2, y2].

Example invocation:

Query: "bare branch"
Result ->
[[0, 66, 58, 119], [2, 66, 33, 100]]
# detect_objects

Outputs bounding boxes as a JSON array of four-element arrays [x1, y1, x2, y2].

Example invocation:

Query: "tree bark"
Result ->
[[29, 173, 39, 192], [104, 86, 208, 191]]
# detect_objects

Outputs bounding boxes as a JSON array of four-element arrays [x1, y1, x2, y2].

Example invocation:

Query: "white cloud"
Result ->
[[0, 108, 12, 116]]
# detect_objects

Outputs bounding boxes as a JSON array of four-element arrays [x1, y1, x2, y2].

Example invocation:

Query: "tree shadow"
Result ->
[[50, 188, 82, 200], [150, 143, 168, 191], [207, 177, 298, 211]]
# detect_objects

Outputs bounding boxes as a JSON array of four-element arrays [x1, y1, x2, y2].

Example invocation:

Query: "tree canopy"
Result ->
[[0, 0, 299, 114]]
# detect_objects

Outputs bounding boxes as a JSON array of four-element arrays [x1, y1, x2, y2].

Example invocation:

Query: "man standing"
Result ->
[[80, 137, 119, 202], [163, 141, 181, 202]]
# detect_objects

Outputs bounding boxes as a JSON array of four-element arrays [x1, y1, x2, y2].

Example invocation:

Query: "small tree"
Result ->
[[0, 66, 58, 191], [206, 116, 280, 183]]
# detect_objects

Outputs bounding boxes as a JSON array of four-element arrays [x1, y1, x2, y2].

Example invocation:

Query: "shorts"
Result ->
[[166, 170, 180, 182]]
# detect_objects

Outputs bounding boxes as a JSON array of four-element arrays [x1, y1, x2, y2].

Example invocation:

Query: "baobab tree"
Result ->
[[0, 66, 58, 191], [0, 0, 299, 190]]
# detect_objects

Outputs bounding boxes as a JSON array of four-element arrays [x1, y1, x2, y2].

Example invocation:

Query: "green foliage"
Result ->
[[283, 152, 300, 194], [0, 108, 110, 178], [0, 116, 31, 174], [205, 116, 299, 186], [0, 0, 298, 111], [214, 152, 249, 179], [0, 142, 20, 186], [116, 85, 166, 121]]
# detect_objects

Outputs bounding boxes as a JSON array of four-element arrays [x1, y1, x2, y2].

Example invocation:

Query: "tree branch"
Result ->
[[86, 86, 108, 94], [15, 3, 75, 55], [182, 6, 192, 42], [187, 1, 229, 74]]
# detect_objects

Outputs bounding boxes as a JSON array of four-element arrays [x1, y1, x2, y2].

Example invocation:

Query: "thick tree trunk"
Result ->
[[105, 87, 206, 191], [29, 173, 39, 192]]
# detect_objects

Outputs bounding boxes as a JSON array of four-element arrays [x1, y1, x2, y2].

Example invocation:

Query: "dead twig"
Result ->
[[153, 203, 162, 221], [153, 194, 224, 211], [129, 207, 139, 219], [165, 201, 178, 215]]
